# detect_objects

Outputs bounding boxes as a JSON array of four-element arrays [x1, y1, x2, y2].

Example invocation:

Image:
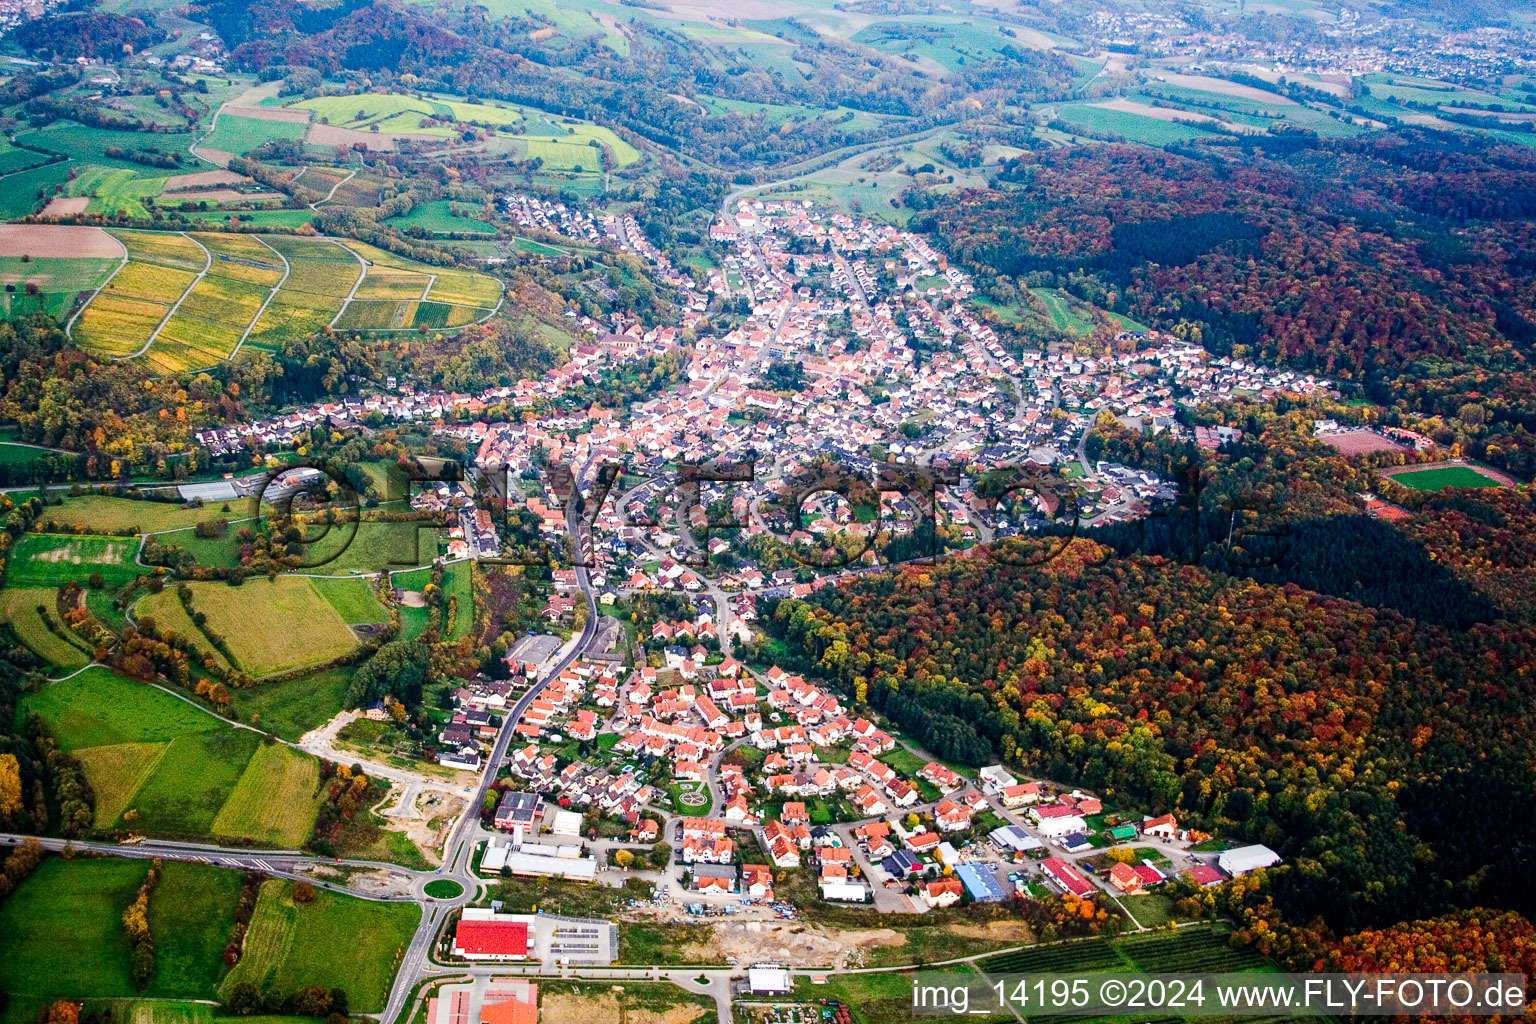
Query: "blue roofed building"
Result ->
[[955, 863, 1008, 902]]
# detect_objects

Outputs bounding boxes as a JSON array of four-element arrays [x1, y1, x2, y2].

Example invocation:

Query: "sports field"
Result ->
[[178, 576, 359, 676], [1383, 464, 1511, 490], [22, 667, 324, 843], [218, 878, 420, 1011]]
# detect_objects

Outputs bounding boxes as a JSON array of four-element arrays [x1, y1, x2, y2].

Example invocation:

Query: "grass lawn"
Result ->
[[442, 560, 474, 639], [312, 575, 391, 624], [227, 666, 355, 740], [22, 666, 218, 751], [145, 861, 243, 998], [1387, 465, 1507, 490], [423, 879, 463, 898], [22, 666, 326, 841], [4, 532, 140, 588], [38, 494, 230, 534], [0, 442, 55, 465], [300, 518, 437, 575], [151, 523, 243, 568], [126, 728, 261, 834], [218, 879, 420, 1011], [1119, 892, 1176, 929], [385, 200, 495, 235], [185, 576, 358, 676], [0, 857, 146, 1004]]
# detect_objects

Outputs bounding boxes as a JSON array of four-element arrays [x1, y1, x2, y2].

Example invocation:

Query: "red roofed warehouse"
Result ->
[[452, 910, 532, 960]]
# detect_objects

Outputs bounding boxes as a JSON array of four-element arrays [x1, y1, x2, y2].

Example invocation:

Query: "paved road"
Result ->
[[377, 486, 605, 1024]]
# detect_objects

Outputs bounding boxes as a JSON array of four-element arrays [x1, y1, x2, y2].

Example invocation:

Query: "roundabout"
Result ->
[[423, 879, 464, 900]]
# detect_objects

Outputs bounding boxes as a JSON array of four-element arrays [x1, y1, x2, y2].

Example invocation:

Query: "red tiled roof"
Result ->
[[455, 919, 529, 957]]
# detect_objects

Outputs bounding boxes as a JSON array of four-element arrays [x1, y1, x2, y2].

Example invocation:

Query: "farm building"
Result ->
[[1219, 844, 1282, 876], [1031, 806, 1088, 837]]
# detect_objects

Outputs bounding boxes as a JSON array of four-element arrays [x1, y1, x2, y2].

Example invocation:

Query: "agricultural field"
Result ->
[[0, 857, 149, 1011], [175, 576, 360, 676], [0, 254, 121, 318], [299, 517, 439, 576], [313, 576, 392, 624], [35, 493, 233, 533], [210, 741, 325, 846], [217, 878, 420, 1012], [978, 926, 1270, 976], [13, 122, 197, 175], [291, 92, 523, 137], [3, 532, 140, 588], [347, 240, 503, 308], [135, 587, 232, 670], [199, 114, 309, 157], [21, 667, 326, 842], [28, 227, 501, 358], [0, 586, 90, 671], [226, 666, 354, 741], [1051, 103, 1217, 145], [62, 165, 168, 219], [73, 230, 208, 357], [384, 199, 495, 235], [0, 854, 384, 1022], [145, 861, 245, 998]]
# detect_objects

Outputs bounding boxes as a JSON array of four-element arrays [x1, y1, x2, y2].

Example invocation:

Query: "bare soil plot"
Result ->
[[164, 169, 248, 190], [222, 104, 312, 124], [307, 124, 439, 150], [169, 188, 280, 203], [1320, 428, 1411, 455], [41, 197, 90, 215], [0, 224, 124, 258], [1153, 72, 1296, 104]]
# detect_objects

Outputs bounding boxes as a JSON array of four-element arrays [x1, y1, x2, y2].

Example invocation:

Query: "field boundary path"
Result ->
[[313, 167, 357, 209], [123, 232, 213, 360], [63, 230, 128, 335], [328, 237, 369, 327], [232, 234, 292, 358]]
